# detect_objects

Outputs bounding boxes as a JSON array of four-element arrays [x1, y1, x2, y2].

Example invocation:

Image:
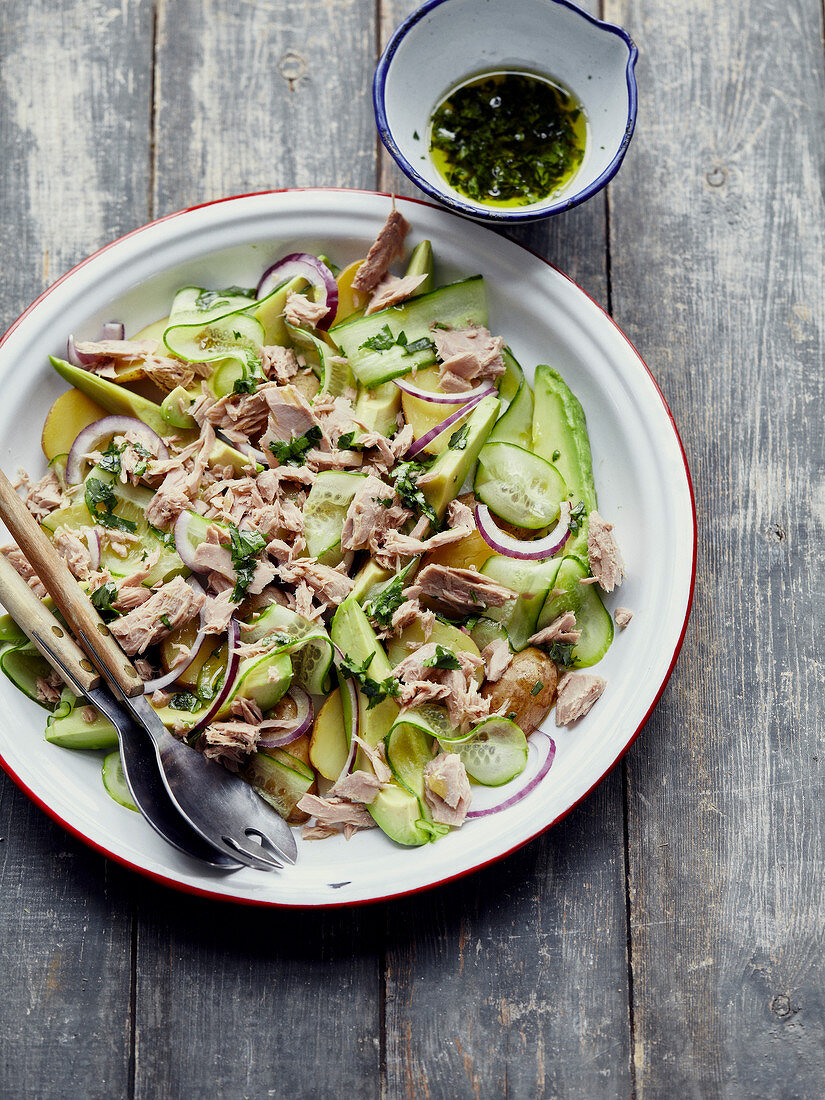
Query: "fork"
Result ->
[[0, 468, 297, 871]]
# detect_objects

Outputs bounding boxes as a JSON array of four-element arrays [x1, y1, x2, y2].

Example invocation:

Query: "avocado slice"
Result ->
[[350, 559, 394, 605], [353, 380, 401, 440], [308, 688, 348, 781], [49, 356, 254, 475], [403, 239, 435, 296], [330, 597, 399, 755], [531, 364, 597, 558], [421, 393, 500, 519]]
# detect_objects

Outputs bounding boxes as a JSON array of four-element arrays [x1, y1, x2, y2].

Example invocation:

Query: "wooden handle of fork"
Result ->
[[0, 468, 143, 697], [0, 550, 100, 694]]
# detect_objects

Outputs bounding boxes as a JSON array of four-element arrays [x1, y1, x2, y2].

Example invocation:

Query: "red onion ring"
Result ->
[[256, 253, 339, 331], [466, 731, 556, 818], [474, 501, 572, 561], [394, 378, 496, 405], [257, 686, 314, 748], [66, 415, 169, 485], [185, 617, 241, 736], [84, 528, 101, 572], [173, 510, 221, 574], [67, 321, 125, 366], [142, 578, 208, 695], [405, 392, 487, 460]]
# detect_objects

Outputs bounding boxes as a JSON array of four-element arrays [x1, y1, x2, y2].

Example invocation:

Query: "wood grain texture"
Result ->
[[377, 5, 631, 1097], [0, 3, 153, 1091], [606, 0, 825, 1093]]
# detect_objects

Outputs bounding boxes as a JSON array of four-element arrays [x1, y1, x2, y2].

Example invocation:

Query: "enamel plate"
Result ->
[[0, 190, 695, 907]]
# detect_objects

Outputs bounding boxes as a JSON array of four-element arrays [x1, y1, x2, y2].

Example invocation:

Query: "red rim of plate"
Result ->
[[0, 187, 697, 909]]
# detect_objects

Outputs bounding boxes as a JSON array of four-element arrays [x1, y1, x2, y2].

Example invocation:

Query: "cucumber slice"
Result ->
[[535, 556, 613, 667], [0, 642, 57, 707], [303, 471, 365, 565], [384, 721, 434, 808], [167, 286, 257, 324], [0, 613, 28, 646], [480, 555, 561, 652], [474, 441, 567, 528], [497, 347, 525, 408], [287, 324, 354, 396], [102, 751, 138, 812], [448, 716, 528, 786], [164, 312, 264, 381], [241, 603, 333, 696], [488, 358, 533, 449], [242, 749, 314, 822], [330, 276, 488, 389]]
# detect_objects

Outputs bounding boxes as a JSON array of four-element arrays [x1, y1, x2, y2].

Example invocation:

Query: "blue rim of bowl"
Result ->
[[373, 0, 639, 222]]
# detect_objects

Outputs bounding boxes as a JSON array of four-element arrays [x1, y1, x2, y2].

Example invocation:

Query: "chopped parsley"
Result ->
[[546, 641, 575, 668], [402, 336, 435, 356], [424, 645, 461, 671], [233, 377, 257, 395], [228, 524, 267, 603], [98, 439, 125, 476], [363, 574, 407, 630], [90, 582, 120, 620], [448, 423, 470, 450], [392, 461, 437, 526], [170, 691, 201, 712], [268, 424, 322, 466], [148, 524, 176, 550], [374, 496, 394, 508], [552, 449, 561, 462], [339, 652, 400, 710], [358, 325, 434, 357], [84, 478, 138, 532], [568, 501, 587, 535], [530, 680, 544, 696], [337, 431, 356, 450], [159, 614, 172, 630]]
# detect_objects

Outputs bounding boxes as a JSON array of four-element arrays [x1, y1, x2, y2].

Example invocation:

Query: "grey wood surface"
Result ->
[[0, 0, 823, 1097]]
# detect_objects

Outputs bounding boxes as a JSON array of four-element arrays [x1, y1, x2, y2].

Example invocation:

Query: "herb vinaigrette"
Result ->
[[428, 70, 586, 208]]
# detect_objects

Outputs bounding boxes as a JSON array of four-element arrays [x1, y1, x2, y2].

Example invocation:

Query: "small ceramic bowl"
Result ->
[[374, 0, 638, 223]]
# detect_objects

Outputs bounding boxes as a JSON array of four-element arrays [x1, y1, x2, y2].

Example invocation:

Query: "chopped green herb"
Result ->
[[374, 496, 394, 508], [424, 645, 462, 671], [90, 582, 119, 620], [98, 439, 125, 476], [159, 614, 172, 630], [552, 449, 561, 462], [402, 336, 435, 356], [359, 324, 397, 352], [547, 641, 575, 667], [170, 691, 201, 712], [148, 524, 176, 550], [448, 423, 470, 450], [568, 501, 587, 535], [228, 523, 267, 603], [337, 431, 356, 450], [268, 424, 322, 466], [413, 130, 420, 141], [506, 711, 517, 721], [233, 377, 257, 395], [364, 573, 408, 630], [339, 652, 400, 709], [395, 330, 408, 346], [392, 461, 437, 526], [84, 477, 138, 532], [530, 680, 544, 696]]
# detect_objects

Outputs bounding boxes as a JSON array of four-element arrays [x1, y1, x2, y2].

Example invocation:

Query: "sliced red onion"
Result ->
[[186, 617, 241, 736], [257, 686, 314, 748], [233, 440, 267, 466], [474, 501, 572, 561], [173, 510, 219, 573], [466, 732, 556, 818], [394, 378, 495, 405], [84, 528, 101, 571], [143, 578, 208, 695], [100, 321, 125, 341], [405, 392, 487, 460], [66, 415, 169, 485], [256, 253, 339, 331], [67, 321, 126, 366]]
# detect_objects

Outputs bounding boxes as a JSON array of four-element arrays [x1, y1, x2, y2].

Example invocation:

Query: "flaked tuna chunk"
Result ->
[[52, 526, 94, 581], [201, 721, 259, 769], [555, 672, 607, 726], [260, 384, 319, 452], [614, 606, 633, 629], [423, 754, 472, 826], [304, 447, 364, 471], [394, 643, 489, 731], [389, 597, 435, 639], [200, 590, 237, 634], [351, 209, 411, 293], [381, 519, 473, 560], [140, 353, 210, 393], [365, 272, 427, 315], [302, 823, 339, 841], [35, 672, 63, 706], [331, 770, 382, 804], [109, 574, 204, 655], [16, 468, 65, 522], [433, 324, 506, 392], [351, 735, 393, 785], [341, 475, 411, 553], [482, 637, 513, 683], [230, 696, 264, 724], [409, 564, 515, 612], [587, 511, 624, 592], [296, 793, 375, 829], [277, 558, 355, 605], [313, 394, 358, 449], [446, 497, 475, 530], [284, 291, 329, 328], [2, 546, 47, 598], [145, 464, 191, 528], [528, 611, 581, 647], [262, 345, 299, 383]]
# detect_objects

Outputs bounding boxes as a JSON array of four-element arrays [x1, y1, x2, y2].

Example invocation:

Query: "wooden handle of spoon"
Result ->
[[0, 550, 100, 694], [0, 468, 143, 697]]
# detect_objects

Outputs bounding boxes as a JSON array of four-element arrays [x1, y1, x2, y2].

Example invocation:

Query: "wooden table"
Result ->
[[1, 1, 823, 1096]]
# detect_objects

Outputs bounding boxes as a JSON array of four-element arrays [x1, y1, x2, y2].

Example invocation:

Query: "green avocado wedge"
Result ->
[[421, 393, 500, 519]]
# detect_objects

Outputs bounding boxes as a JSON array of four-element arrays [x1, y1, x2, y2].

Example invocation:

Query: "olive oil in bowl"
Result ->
[[428, 71, 587, 208]]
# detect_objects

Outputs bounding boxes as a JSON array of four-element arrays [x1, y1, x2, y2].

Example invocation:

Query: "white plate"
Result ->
[[0, 189, 695, 907]]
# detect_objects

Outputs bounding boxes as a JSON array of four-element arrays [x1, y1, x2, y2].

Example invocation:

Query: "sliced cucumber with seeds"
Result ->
[[303, 471, 366, 566], [488, 354, 533, 447], [0, 641, 56, 707], [447, 716, 528, 786], [535, 555, 613, 667], [102, 751, 138, 812], [474, 442, 567, 528]]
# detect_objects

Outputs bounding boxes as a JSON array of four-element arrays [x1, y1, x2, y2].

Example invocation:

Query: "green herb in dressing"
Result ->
[[429, 71, 586, 208]]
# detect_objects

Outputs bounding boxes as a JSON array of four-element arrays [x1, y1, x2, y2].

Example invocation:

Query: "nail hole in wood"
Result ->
[[97, 623, 110, 636], [51, 625, 64, 638], [80, 659, 95, 673]]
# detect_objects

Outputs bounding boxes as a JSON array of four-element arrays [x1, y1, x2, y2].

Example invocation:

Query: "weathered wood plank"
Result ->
[[0, 2, 154, 1094], [377, 5, 631, 1097], [134, 5, 383, 1098], [153, 0, 378, 215], [606, 0, 825, 1093]]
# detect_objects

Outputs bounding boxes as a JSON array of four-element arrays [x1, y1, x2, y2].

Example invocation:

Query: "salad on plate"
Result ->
[[0, 207, 630, 849]]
